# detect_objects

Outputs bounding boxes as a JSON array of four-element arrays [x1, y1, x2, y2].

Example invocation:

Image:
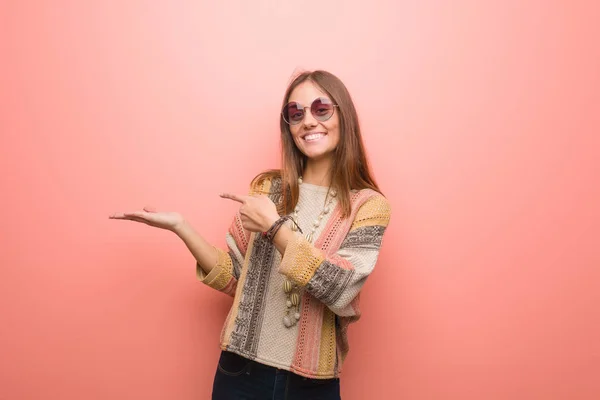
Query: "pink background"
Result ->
[[1, 1, 599, 399]]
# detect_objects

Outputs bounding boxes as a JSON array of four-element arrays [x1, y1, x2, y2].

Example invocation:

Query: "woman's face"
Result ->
[[285, 81, 340, 162]]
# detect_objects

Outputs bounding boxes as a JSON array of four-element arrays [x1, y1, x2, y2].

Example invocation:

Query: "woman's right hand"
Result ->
[[109, 206, 184, 232]]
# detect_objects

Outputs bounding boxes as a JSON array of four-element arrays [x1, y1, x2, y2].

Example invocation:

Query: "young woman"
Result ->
[[110, 70, 391, 399]]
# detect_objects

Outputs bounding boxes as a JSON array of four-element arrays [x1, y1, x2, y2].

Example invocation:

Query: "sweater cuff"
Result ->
[[196, 247, 236, 294], [279, 232, 325, 287]]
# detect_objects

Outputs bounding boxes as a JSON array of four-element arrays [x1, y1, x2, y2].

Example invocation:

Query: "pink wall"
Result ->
[[1, 1, 599, 399]]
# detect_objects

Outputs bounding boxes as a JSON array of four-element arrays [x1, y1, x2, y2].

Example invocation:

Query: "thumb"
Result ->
[[143, 206, 157, 213]]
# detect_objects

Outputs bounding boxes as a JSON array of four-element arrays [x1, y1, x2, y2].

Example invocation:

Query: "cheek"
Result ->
[[289, 126, 303, 146], [331, 132, 340, 148], [325, 121, 341, 146], [289, 125, 301, 137]]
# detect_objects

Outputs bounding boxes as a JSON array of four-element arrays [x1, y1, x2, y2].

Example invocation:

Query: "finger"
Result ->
[[242, 222, 260, 232], [219, 193, 247, 203], [128, 216, 152, 225], [108, 213, 147, 224], [123, 211, 147, 218], [144, 206, 157, 213], [109, 212, 132, 219], [109, 211, 144, 218]]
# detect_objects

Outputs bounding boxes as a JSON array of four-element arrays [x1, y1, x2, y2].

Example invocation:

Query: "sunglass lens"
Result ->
[[283, 102, 304, 124], [311, 98, 334, 121]]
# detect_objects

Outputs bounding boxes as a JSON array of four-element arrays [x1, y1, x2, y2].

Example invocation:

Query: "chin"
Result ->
[[303, 149, 334, 161]]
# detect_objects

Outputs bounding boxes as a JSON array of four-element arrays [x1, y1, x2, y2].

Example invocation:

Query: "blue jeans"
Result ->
[[212, 350, 341, 400]]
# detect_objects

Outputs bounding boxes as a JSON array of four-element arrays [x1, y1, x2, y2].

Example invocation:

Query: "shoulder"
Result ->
[[351, 189, 392, 229]]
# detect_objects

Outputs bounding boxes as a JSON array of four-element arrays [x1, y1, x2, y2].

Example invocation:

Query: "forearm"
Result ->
[[174, 220, 218, 275], [278, 221, 389, 316], [278, 234, 378, 317], [272, 224, 295, 256]]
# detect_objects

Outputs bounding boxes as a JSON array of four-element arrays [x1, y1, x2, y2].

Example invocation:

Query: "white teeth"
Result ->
[[304, 133, 325, 142]]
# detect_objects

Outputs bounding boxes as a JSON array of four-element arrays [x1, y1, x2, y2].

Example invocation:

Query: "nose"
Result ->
[[302, 107, 318, 128]]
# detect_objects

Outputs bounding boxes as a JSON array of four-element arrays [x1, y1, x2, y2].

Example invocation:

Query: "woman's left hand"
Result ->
[[220, 193, 280, 232]]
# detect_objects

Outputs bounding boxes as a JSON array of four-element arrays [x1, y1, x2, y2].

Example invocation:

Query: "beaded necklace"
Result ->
[[282, 176, 337, 328]]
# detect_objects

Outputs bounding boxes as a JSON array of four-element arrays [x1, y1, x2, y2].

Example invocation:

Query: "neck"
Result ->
[[302, 157, 332, 187]]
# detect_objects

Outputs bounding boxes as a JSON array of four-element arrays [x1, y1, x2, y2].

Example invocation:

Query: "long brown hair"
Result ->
[[253, 70, 381, 218]]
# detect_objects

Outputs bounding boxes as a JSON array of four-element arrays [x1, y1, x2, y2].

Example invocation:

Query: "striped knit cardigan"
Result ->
[[197, 176, 392, 379]]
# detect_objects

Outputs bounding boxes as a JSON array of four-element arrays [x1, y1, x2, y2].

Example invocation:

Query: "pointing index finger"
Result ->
[[220, 193, 247, 203]]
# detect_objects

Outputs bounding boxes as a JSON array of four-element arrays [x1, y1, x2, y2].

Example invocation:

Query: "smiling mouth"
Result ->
[[302, 132, 327, 142]]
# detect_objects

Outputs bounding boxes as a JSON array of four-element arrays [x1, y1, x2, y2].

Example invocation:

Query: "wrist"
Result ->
[[262, 215, 289, 242], [263, 215, 281, 232], [172, 218, 190, 236], [273, 223, 290, 241]]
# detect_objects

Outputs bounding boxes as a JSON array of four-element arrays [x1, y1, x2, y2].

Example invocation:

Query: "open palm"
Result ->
[[109, 206, 183, 231]]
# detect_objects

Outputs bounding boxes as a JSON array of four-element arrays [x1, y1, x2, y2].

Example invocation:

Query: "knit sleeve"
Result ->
[[196, 177, 270, 296], [278, 194, 391, 316], [196, 211, 250, 297]]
